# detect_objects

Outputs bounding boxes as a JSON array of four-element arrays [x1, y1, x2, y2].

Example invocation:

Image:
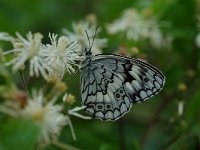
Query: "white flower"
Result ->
[[107, 9, 153, 40], [0, 32, 14, 41], [149, 27, 173, 49], [63, 21, 107, 55], [3, 32, 83, 80], [0, 89, 68, 144], [107, 9, 154, 38], [68, 106, 91, 120], [21, 89, 68, 143], [40, 33, 82, 79], [107, 8, 173, 49], [3, 32, 50, 79], [0, 90, 92, 143]]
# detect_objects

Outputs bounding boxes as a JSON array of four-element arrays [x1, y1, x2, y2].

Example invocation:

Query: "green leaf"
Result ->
[[0, 118, 41, 150]]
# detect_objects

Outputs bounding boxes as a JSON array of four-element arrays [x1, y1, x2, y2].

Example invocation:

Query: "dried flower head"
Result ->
[[63, 93, 76, 105], [177, 83, 187, 91]]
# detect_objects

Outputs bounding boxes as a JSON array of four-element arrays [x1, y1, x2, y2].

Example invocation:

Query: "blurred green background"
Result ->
[[0, 0, 200, 150]]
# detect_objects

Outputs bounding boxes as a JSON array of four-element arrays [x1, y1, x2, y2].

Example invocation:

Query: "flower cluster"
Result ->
[[106, 8, 173, 49], [0, 89, 91, 145], [2, 16, 108, 81], [3, 32, 82, 80], [0, 20, 102, 148]]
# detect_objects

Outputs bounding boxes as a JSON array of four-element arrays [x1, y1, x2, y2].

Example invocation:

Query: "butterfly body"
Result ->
[[80, 47, 165, 121]]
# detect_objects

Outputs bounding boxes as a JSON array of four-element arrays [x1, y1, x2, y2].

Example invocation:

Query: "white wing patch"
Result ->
[[80, 54, 165, 121]]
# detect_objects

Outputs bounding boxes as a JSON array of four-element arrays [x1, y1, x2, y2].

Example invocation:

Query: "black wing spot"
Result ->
[[139, 75, 143, 80], [144, 78, 149, 82], [98, 105, 103, 109], [115, 93, 120, 98], [119, 89, 124, 93], [105, 104, 112, 109], [88, 104, 95, 109], [122, 62, 136, 83]]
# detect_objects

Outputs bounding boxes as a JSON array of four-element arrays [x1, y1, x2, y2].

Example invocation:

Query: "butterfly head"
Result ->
[[84, 48, 92, 56]]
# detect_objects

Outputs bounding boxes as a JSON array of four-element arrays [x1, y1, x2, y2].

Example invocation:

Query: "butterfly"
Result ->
[[79, 29, 165, 121]]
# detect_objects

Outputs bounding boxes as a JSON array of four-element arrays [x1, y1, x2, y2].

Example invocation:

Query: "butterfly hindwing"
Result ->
[[80, 54, 165, 121], [81, 62, 133, 120]]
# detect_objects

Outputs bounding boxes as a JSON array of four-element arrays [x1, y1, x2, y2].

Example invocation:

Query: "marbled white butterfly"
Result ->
[[80, 29, 165, 121]]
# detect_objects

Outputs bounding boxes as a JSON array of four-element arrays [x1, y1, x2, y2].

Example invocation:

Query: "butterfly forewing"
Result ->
[[80, 54, 165, 121]]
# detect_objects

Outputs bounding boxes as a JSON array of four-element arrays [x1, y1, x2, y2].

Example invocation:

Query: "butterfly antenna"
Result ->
[[84, 30, 91, 48], [90, 25, 99, 49]]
